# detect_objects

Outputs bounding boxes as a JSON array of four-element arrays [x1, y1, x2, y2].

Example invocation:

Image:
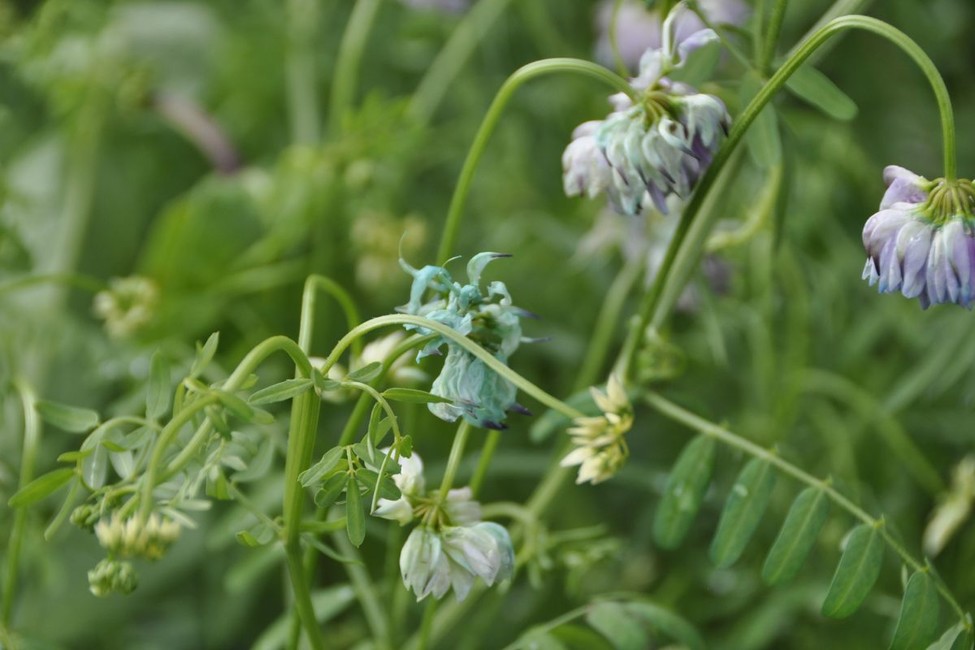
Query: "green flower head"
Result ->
[[399, 252, 528, 429]]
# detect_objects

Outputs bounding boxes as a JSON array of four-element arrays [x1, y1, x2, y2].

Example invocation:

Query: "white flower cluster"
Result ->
[[95, 512, 181, 560], [561, 375, 633, 485]]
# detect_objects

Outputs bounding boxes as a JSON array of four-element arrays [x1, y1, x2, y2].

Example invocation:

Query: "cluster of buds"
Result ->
[[563, 19, 729, 216], [371, 452, 515, 601], [94, 512, 181, 561], [399, 252, 530, 429], [92, 275, 159, 338], [87, 559, 138, 597], [561, 375, 633, 484], [862, 166, 975, 308]]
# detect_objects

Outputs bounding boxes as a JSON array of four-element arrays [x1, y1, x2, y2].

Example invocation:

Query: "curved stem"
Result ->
[[328, 0, 383, 136], [407, 0, 516, 125], [759, 0, 789, 73], [624, 14, 958, 377], [608, 0, 628, 77], [643, 391, 970, 627], [322, 315, 583, 420], [2, 379, 42, 627], [436, 59, 636, 261], [301, 274, 363, 358]]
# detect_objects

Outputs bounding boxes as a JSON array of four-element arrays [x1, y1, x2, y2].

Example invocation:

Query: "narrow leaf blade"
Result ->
[[889, 571, 940, 650], [741, 76, 781, 168], [146, 350, 171, 419], [762, 486, 830, 585], [710, 457, 777, 567], [345, 477, 365, 547], [623, 601, 705, 650], [249, 378, 314, 405], [586, 601, 648, 650], [821, 523, 885, 618], [8, 468, 75, 507], [653, 435, 716, 549], [35, 400, 99, 433], [786, 64, 858, 121]]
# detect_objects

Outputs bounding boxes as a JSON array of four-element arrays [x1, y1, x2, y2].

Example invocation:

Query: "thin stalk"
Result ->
[[328, 0, 383, 136], [643, 391, 970, 627], [0, 273, 104, 297], [418, 599, 439, 650], [608, 0, 628, 77], [286, 0, 321, 144], [436, 59, 636, 261], [624, 14, 959, 376], [407, 0, 517, 124], [469, 429, 500, 497], [300, 274, 363, 359], [438, 421, 471, 502], [2, 379, 42, 627]]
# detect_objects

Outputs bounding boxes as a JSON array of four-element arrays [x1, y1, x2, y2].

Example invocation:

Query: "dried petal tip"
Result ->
[[861, 169, 975, 309]]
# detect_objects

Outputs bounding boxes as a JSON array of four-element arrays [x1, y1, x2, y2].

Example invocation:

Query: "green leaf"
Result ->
[[249, 378, 314, 405], [8, 468, 75, 507], [786, 64, 858, 121], [236, 521, 276, 547], [314, 472, 348, 510], [234, 438, 276, 483], [653, 435, 716, 549], [57, 449, 93, 463], [821, 523, 885, 618], [927, 621, 972, 650], [215, 390, 256, 422], [762, 486, 830, 585], [381, 388, 451, 404], [299, 447, 345, 487], [82, 445, 109, 489], [345, 477, 365, 547], [312, 369, 342, 393], [190, 332, 220, 378], [586, 602, 648, 650], [346, 362, 382, 383], [35, 400, 99, 433], [741, 75, 781, 168], [623, 601, 705, 650], [552, 625, 614, 650], [517, 630, 567, 650], [356, 468, 401, 501], [146, 350, 171, 419], [710, 457, 776, 567], [890, 571, 940, 650], [367, 407, 394, 447]]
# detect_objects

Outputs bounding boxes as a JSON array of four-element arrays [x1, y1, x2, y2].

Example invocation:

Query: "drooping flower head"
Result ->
[[861, 166, 975, 308], [564, 12, 729, 216], [399, 252, 528, 429]]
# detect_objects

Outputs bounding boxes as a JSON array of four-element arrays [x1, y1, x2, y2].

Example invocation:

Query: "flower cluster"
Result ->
[[94, 512, 181, 560], [372, 452, 515, 601], [563, 23, 729, 216], [861, 166, 975, 308], [561, 375, 633, 484], [88, 559, 138, 597], [399, 252, 527, 429], [92, 275, 159, 338]]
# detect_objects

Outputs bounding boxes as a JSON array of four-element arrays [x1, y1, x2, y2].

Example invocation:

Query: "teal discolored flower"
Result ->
[[399, 252, 529, 429]]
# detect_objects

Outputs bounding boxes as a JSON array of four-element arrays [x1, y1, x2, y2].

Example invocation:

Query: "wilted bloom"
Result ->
[[862, 166, 975, 308], [88, 558, 138, 597], [924, 456, 975, 556], [400, 521, 514, 601], [399, 252, 529, 429], [563, 23, 729, 216], [95, 512, 181, 560], [561, 375, 633, 484], [595, 0, 750, 70], [92, 275, 159, 338]]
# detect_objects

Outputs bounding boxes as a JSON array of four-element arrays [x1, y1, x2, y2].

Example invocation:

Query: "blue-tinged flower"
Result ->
[[862, 166, 975, 309], [563, 26, 729, 216], [399, 253, 527, 429]]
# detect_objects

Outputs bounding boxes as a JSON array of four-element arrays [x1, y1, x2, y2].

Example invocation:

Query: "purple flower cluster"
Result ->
[[862, 166, 975, 308]]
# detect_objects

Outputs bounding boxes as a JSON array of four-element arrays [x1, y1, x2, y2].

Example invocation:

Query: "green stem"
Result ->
[[435, 59, 636, 261], [469, 429, 500, 497], [759, 0, 789, 73], [608, 0, 628, 77], [407, 0, 516, 125], [2, 379, 41, 628], [300, 274, 363, 359], [322, 315, 583, 420], [286, 0, 321, 144], [0, 273, 105, 297], [438, 421, 472, 503], [328, 0, 383, 136], [418, 599, 439, 650], [624, 14, 958, 377], [643, 391, 970, 626]]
